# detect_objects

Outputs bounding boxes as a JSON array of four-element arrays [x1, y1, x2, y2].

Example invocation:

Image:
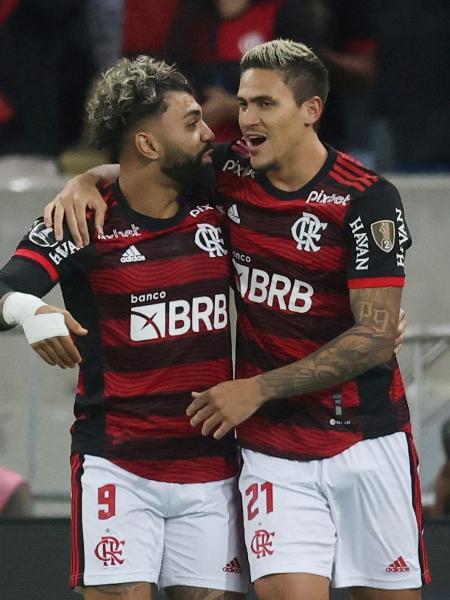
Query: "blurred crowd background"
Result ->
[[1, 0, 450, 178]]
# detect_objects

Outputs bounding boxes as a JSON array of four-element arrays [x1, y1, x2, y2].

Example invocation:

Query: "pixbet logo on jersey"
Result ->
[[130, 294, 228, 341], [233, 260, 314, 314]]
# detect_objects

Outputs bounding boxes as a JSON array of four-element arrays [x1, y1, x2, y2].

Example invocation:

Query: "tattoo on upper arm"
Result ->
[[258, 287, 402, 401]]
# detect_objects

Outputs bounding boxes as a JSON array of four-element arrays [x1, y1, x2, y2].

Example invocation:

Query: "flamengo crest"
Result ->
[[195, 224, 228, 257], [291, 212, 328, 252]]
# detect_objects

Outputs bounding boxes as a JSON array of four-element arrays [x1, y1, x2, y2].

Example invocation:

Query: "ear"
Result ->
[[135, 132, 160, 160], [303, 96, 323, 127]]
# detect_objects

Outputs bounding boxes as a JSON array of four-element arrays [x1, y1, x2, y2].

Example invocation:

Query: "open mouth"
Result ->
[[245, 134, 268, 149], [201, 148, 214, 162]]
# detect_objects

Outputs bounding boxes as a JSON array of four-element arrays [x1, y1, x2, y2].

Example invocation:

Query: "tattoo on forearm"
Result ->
[[165, 586, 245, 600], [258, 287, 401, 401]]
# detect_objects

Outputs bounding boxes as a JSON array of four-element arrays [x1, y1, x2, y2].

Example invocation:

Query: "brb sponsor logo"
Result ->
[[291, 212, 327, 252], [306, 189, 351, 206], [233, 260, 313, 314], [130, 292, 228, 341]]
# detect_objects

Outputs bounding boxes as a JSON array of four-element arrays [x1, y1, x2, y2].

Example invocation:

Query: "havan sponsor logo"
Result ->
[[349, 216, 369, 270]]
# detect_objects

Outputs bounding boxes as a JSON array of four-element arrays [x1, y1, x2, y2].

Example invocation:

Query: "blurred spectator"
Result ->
[[0, 464, 31, 517], [429, 419, 450, 518], [0, 0, 94, 164], [122, 0, 181, 58], [86, 0, 125, 73], [167, 0, 378, 159], [374, 0, 450, 171]]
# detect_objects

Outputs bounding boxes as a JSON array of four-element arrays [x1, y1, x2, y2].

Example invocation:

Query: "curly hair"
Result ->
[[240, 39, 329, 106], [87, 55, 192, 160]]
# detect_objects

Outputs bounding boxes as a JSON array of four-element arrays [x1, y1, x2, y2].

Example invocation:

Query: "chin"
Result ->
[[250, 157, 277, 174]]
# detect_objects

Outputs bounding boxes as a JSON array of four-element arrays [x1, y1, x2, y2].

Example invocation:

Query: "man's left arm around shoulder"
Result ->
[[187, 285, 401, 439]]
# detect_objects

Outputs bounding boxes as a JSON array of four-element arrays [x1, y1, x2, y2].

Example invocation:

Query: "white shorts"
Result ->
[[239, 432, 430, 589], [70, 454, 249, 593]]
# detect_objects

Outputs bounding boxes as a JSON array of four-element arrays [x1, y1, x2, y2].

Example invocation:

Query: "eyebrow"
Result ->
[[184, 108, 202, 119], [236, 95, 274, 103]]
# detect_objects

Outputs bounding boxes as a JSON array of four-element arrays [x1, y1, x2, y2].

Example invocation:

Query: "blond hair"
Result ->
[[240, 39, 329, 105], [87, 55, 191, 160]]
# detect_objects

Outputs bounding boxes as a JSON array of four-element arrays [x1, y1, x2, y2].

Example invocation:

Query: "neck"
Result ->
[[265, 133, 328, 192], [118, 164, 182, 219]]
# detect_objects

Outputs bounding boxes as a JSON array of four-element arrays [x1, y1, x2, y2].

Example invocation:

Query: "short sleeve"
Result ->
[[345, 181, 412, 288]]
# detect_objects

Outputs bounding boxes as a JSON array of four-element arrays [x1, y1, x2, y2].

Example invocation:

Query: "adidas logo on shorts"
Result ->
[[120, 245, 145, 263], [386, 556, 410, 573], [223, 557, 242, 574]]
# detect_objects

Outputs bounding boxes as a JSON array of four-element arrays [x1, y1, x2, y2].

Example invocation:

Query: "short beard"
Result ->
[[161, 144, 212, 189]]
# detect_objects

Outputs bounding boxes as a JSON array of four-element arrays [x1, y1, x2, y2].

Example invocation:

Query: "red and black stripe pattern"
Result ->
[[9, 182, 236, 483], [215, 141, 412, 460]]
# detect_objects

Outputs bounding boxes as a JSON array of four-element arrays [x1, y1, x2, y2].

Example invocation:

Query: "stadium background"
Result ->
[[1, 1, 449, 598]]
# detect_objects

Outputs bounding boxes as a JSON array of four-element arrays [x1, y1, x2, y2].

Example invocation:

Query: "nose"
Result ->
[[201, 121, 215, 143], [239, 106, 260, 130]]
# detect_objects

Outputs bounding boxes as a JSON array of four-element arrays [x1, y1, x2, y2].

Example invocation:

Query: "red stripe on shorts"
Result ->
[[406, 434, 432, 584], [69, 454, 85, 588]]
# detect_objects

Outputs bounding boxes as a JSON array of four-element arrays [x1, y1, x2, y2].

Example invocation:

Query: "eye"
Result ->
[[187, 121, 198, 129], [259, 100, 272, 108]]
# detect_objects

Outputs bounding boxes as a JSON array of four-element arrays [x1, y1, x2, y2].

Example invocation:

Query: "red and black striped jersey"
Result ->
[[2, 181, 236, 483], [213, 141, 412, 461]]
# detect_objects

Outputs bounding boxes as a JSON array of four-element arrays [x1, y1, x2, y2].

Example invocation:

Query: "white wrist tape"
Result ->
[[2, 292, 46, 326], [22, 312, 70, 345], [2, 292, 69, 344]]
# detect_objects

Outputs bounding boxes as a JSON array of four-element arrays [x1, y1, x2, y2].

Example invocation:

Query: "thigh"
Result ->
[[255, 573, 330, 600], [160, 477, 249, 594], [166, 586, 245, 599], [324, 433, 429, 590], [351, 587, 421, 600], [71, 454, 165, 589], [83, 582, 152, 599], [239, 449, 336, 584]]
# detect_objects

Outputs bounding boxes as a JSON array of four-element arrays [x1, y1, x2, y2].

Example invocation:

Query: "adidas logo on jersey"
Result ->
[[223, 557, 242, 574], [227, 204, 240, 224], [120, 245, 145, 263], [385, 556, 410, 573]]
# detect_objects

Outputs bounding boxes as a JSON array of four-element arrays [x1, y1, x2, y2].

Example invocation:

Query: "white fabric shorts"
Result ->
[[70, 454, 249, 593], [239, 432, 430, 589]]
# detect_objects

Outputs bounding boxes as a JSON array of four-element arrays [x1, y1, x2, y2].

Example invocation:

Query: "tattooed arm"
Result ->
[[258, 285, 400, 400], [187, 286, 401, 439]]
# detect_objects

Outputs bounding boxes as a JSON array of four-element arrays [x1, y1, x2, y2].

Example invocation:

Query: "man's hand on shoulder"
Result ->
[[44, 164, 120, 247]]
